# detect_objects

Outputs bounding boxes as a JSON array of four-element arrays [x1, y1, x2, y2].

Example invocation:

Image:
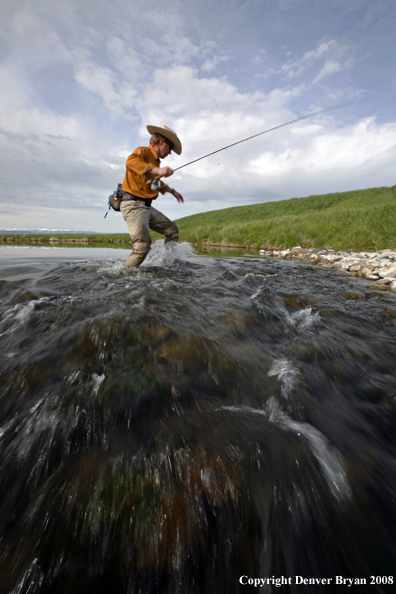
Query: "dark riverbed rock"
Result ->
[[345, 291, 365, 300]]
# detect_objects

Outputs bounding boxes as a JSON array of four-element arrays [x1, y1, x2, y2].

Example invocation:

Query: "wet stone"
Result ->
[[218, 309, 256, 333], [345, 291, 365, 300]]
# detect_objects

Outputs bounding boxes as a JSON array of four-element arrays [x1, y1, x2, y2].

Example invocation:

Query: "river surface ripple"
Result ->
[[1, 243, 396, 593]]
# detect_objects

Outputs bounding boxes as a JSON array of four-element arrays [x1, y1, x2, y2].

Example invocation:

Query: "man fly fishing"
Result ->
[[120, 124, 184, 268], [115, 101, 356, 269]]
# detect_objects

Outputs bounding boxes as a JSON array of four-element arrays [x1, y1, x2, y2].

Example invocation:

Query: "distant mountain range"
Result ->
[[0, 229, 96, 234]]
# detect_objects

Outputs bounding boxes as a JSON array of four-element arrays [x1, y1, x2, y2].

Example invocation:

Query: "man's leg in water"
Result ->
[[149, 207, 179, 244], [121, 201, 151, 268]]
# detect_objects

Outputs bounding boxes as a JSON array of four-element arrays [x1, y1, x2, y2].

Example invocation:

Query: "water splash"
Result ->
[[266, 397, 352, 503], [268, 358, 300, 400], [91, 373, 105, 396], [0, 297, 53, 338], [222, 399, 351, 503], [285, 306, 320, 333], [141, 240, 196, 268]]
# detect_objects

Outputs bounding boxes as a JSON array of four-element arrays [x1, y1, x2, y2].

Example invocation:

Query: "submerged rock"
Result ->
[[345, 291, 365, 300]]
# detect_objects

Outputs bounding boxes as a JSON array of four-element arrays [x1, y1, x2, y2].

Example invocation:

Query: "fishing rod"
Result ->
[[108, 99, 362, 216], [172, 99, 360, 173], [147, 99, 363, 190]]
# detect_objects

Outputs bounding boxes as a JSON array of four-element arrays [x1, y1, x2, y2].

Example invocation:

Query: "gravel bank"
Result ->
[[259, 246, 396, 292]]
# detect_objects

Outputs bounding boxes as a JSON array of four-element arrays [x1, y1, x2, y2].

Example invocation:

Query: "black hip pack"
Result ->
[[108, 183, 123, 212], [105, 184, 152, 218]]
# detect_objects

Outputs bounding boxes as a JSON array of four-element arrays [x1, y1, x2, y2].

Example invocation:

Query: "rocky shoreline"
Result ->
[[259, 246, 396, 292]]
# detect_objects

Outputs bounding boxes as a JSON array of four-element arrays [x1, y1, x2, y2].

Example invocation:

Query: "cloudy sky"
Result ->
[[1, 0, 395, 232]]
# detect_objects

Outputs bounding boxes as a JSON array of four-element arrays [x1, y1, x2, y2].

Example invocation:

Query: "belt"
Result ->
[[121, 193, 152, 208]]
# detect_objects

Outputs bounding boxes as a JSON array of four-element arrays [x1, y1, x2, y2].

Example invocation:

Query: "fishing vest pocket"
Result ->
[[108, 183, 123, 211]]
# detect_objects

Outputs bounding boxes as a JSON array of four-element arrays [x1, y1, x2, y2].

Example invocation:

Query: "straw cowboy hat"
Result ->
[[146, 124, 182, 155]]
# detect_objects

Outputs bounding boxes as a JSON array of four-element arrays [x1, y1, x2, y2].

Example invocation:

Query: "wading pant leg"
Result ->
[[121, 201, 151, 268], [149, 206, 179, 244]]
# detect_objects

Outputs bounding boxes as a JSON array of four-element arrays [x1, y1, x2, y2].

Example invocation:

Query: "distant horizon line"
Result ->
[[0, 229, 98, 234]]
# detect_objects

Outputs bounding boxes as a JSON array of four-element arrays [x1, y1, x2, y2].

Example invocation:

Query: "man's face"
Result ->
[[156, 136, 173, 158]]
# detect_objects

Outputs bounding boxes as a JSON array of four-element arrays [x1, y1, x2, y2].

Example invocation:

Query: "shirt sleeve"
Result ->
[[126, 147, 155, 175], [159, 182, 171, 194]]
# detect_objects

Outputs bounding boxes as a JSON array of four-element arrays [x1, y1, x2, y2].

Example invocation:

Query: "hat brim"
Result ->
[[147, 125, 182, 155]]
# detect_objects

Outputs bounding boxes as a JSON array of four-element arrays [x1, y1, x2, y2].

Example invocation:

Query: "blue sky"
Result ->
[[0, 0, 395, 232]]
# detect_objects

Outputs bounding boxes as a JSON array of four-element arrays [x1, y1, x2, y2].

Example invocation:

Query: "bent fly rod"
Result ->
[[172, 99, 361, 174]]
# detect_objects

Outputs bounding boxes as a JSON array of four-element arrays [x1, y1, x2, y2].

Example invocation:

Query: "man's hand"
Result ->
[[151, 166, 174, 177], [173, 190, 184, 203]]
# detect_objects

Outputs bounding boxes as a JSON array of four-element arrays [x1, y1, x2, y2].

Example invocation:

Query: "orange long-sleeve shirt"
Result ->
[[121, 145, 171, 200]]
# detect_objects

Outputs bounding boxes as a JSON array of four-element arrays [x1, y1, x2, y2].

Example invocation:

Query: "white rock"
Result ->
[[390, 281, 396, 292], [378, 264, 396, 278], [361, 260, 375, 270], [360, 264, 375, 271], [323, 255, 342, 262]]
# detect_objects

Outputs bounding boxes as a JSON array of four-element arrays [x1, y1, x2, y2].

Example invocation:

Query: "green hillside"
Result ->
[[1, 186, 395, 253], [170, 186, 396, 252]]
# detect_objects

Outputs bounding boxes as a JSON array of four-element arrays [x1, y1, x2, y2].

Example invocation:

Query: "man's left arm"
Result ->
[[160, 184, 184, 203]]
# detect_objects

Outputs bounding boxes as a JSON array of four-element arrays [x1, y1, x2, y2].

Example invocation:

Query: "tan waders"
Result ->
[[120, 200, 179, 268]]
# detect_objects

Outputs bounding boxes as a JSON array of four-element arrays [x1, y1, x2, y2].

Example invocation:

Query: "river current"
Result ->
[[1, 242, 396, 593]]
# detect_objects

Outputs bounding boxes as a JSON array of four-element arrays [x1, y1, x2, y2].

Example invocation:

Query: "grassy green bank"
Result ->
[[1, 186, 395, 252], [169, 185, 396, 252]]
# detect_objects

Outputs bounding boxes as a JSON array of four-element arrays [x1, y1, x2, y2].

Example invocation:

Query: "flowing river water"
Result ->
[[1, 242, 396, 593]]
